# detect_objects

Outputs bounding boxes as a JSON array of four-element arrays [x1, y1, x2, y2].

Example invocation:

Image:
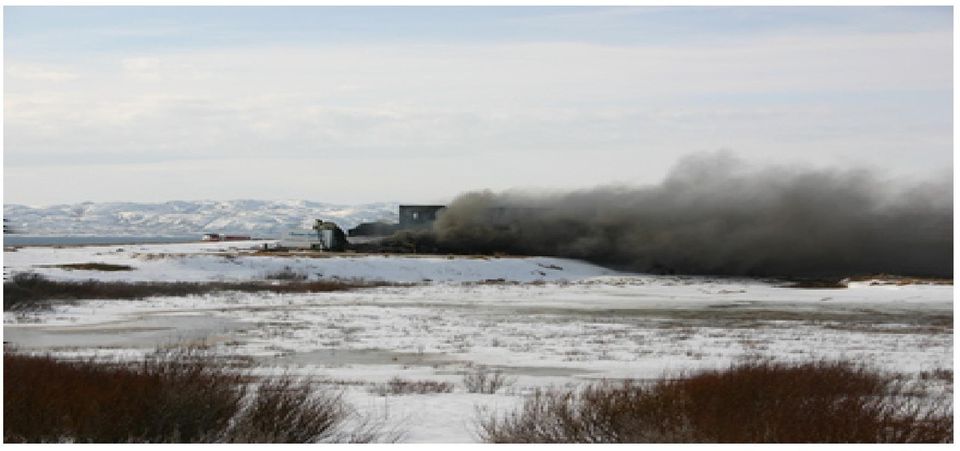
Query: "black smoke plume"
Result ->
[[432, 153, 952, 278]]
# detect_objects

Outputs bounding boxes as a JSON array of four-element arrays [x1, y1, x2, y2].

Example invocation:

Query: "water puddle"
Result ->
[[4, 314, 247, 350], [265, 349, 456, 367], [266, 348, 597, 377]]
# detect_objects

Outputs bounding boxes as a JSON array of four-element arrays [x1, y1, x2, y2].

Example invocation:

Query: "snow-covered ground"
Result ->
[[3, 241, 953, 442], [2, 240, 619, 283]]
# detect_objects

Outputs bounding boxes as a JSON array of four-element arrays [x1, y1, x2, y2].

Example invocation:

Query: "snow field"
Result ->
[[3, 242, 953, 442], [4, 240, 619, 283]]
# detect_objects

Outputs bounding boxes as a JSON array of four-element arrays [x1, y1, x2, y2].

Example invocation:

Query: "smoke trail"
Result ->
[[433, 152, 953, 277]]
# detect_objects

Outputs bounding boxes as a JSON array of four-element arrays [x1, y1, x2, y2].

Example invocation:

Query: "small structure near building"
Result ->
[[279, 220, 346, 251]]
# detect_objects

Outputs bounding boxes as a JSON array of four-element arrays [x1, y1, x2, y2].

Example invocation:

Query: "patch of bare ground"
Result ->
[[248, 249, 519, 259], [778, 278, 848, 289], [779, 274, 953, 289], [845, 274, 953, 286]]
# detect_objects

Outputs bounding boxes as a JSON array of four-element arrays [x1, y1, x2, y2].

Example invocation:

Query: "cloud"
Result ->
[[3, 26, 952, 204], [5, 62, 80, 82], [121, 57, 163, 80]]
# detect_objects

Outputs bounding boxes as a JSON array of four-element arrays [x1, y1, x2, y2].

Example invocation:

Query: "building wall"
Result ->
[[398, 205, 446, 229], [280, 229, 335, 250]]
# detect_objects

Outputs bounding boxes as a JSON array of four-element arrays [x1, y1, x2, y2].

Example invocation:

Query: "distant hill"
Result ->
[[3, 200, 399, 237]]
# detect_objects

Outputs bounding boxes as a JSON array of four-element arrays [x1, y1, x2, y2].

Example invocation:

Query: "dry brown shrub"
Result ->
[[264, 266, 308, 281], [42, 262, 136, 272], [464, 366, 513, 394], [4, 350, 245, 443], [226, 378, 344, 443], [4, 351, 390, 443], [479, 360, 953, 443], [370, 377, 455, 396], [3, 272, 393, 311]]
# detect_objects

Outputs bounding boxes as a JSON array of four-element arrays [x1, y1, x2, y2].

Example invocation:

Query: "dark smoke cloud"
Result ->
[[433, 152, 953, 277]]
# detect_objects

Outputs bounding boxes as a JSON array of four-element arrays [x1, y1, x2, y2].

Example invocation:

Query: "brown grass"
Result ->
[[478, 360, 953, 443], [3, 350, 389, 443], [3, 272, 395, 311]]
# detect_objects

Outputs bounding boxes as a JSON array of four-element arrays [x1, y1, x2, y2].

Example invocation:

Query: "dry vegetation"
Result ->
[[370, 377, 455, 396], [4, 351, 951, 443], [3, 350, 391, 443], [5, 350, 242, 443], [463, 366, 514, 394], [479, 360, 953, 443], [264, 266, 309, 281], [3, 272, 395, 311], [778, 278, 848, 289], [39, 262, 136, 272], [844, 274, 953, 286], [780, 274, 954, 289]]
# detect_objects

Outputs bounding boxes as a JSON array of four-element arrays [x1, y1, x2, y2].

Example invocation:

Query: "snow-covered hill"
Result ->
[[3, 200, 399, 237]]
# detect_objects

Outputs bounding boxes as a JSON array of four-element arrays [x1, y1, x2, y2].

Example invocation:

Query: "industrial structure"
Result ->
[[347, 221, 399, 237], [279, 219, 346, 251], [349, 205, 446, 237], [399, 205, 446, 229]]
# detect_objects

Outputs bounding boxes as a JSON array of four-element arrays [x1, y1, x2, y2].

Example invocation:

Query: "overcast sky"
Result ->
[[3, 6, 953, 206]]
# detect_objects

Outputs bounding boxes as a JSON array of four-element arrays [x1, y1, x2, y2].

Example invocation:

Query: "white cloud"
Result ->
[[5, 62, 80, 82], [4, 29, 952, 204], [121, 57, 163, 81]]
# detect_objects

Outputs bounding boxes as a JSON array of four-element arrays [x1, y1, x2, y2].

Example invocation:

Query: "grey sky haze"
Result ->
[[3, 6, 953, 206]]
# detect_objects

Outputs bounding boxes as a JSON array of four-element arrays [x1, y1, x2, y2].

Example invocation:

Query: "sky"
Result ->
[[3, 6, 954, 206]]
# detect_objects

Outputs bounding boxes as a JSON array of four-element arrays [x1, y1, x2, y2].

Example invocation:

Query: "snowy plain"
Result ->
[[3, 241, 954, 442]]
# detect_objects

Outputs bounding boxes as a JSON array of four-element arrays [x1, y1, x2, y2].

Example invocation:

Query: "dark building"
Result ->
[[349, 205, 447, 237], [399, 205, 446, 229], [348, 221, 399, 237]]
